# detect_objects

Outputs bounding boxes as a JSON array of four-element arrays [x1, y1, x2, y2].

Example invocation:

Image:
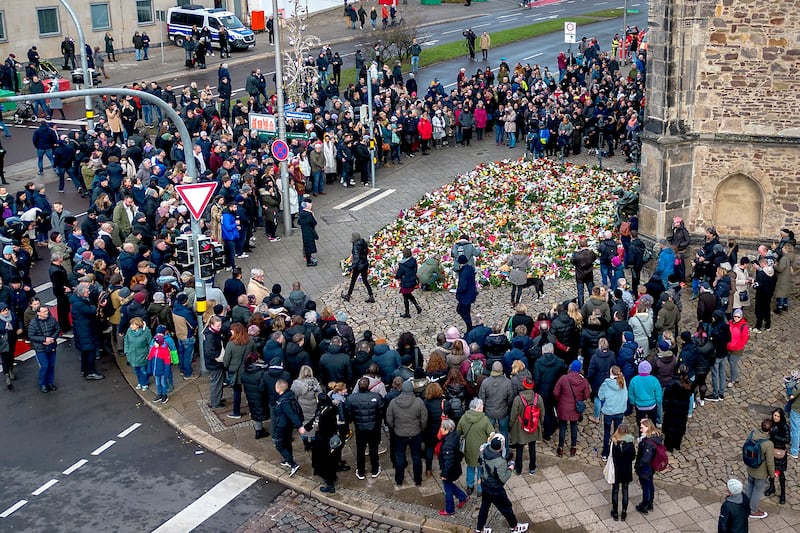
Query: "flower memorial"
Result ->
[[342, 158, 639, 288]]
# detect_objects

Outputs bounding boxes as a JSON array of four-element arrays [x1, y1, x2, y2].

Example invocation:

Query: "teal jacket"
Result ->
[[628, 374, 663, 409], [124, 327, 153, 367], [598, 376, 628, 416]]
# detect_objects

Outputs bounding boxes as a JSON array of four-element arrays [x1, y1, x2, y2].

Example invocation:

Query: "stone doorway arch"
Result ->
[[713, 173, 763, 237]]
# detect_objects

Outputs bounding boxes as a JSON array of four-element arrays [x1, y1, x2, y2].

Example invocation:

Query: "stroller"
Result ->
[[12, 101, 38, 124]]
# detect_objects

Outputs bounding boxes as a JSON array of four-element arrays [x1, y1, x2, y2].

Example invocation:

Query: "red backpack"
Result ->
[[650, 439, 669, 472], [517, 393, 541, 433]]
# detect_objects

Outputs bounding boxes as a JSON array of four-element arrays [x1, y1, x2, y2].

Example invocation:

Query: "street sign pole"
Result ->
[[621, 0, 628, 62], [272, 0, 292, 237], [564, 21, 576, 56], [366, 62, 376, 188], [58, 0, 94, 130]]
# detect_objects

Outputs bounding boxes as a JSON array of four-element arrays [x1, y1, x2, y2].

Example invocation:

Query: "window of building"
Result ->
[[37, 7, 60, 36], [136, 0, 154, 24], [90, 3, 111, 31], [0, 12, 6, 42]]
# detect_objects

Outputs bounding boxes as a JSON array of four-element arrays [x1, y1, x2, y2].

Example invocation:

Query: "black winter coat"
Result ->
[[298, 209, 318, 255], [345, 390, 383, 431], [203, 329, 224, 371], [423, 397, 444, 445], [241, 361, 270, 422], [395, 256, 418, 289], [70, 294, 98, 351], [551, 312, 577, 355], [438, 430, 463, 482], [351, 238, 369, 270], [611, 439, 636, 484], [532, 352, 565, 399]]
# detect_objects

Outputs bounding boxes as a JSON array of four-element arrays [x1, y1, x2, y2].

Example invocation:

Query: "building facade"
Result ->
[[0, 0, 245, 62], [639, 0, 800, 242]]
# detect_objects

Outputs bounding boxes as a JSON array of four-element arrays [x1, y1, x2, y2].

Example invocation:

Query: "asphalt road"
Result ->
[[1, 0, 647, 167]]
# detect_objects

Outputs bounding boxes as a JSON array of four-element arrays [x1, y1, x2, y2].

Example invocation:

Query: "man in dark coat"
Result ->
[[272, 379, 306, 475], [718, 478, 750, 533], [342, 232, 374, 303], [532, 343, 566, 441], [241, 352, 270, 439], [345, 377, 384, 479], [48, 252, 72, 335], [298, 199, 318, 266], [571, 237, 597, 308], [319, 336, 352, 385], [70, 283, 104, 380], [204, 316, 226, 409], [455, 255, 477, 332]]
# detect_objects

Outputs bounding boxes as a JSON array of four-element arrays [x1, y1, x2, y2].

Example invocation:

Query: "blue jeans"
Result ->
[[0, 119, 10, 136], [165, 363, 174, 390], [411, 55, 419, 73], [224, 239, 236, 267], [178, 337, 195, 377], [602, 413, 624, 457], [777, 297, 789, 309], [507, 132, 516, 147], [728, 353, 742, 384], [487, 415, 509, 451], [135, 48, 143, 60], [639, 475, 654, 505], [442, 480, 468, 514], [33, 100, 51, 118], [711, 357, 727, 397], [789, 409, 800, 456], [576, 280, 594, 309], [143, 104, 153, 125], [133, 365, 149, 387], [494, 123, 504, 144], [36, 148, 55, 173], [600, 264, 613, 287], [466, 464, 481, 489], [390, 144, 401, 162], [35, 349, 57, 387], [55, 166, 67, 191], [394, 433, 423, 485], [156, 373, 169, 396], [312, 170, 324, 194]]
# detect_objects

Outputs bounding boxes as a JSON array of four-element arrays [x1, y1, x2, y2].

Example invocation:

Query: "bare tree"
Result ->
[[282, 0, 321, 103], [373, 16, 420, 65]]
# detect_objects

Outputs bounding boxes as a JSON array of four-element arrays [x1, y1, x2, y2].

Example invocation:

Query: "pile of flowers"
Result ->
[[342, 158, 639, 288]]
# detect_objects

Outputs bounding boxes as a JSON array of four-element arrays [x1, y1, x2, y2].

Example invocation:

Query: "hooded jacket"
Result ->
[[628, 372, 663, 409], [124, 326, 152, 368], [372, 343, 401, 384], [598, 376, 628, 415], [241, 359, 269, 422], [283, 341, 311, 380], [554, 371, 590, 421], [654, 350, 677, 387], [385, 390, 427, 437], [532, 351, 565, 398], [456, 409, 494, 467], [273, 389, 304, 433], [478, 371, 515, 419], [587, 348, 616, 392]]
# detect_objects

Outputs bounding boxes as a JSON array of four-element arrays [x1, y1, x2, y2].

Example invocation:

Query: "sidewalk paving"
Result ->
[[108, 130, 800, 533]]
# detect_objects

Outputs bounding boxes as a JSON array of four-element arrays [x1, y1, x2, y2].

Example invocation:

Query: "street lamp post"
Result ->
[[0, 87, 208, 374], [58, 0, 94, 130], [272, 0, 292, 237], [621, 0, 628, 62], [366, 62, 376, 188]]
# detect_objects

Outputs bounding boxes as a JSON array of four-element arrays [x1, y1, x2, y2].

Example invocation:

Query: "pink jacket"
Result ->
[[474, 107, 488, 129], [727, 318, 750, 352]]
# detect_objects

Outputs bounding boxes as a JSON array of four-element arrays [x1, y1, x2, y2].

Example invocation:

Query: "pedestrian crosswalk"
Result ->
[[333, 187, 396, 211], [151, 472, 259, 533]]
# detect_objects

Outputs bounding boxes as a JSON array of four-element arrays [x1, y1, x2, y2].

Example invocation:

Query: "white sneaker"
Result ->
[[510, 524, 529, 533], [699, 399, 705, 407], [371, 466, 382, 478], [141, 385, 148, 391], [135, 384, 142, 390]]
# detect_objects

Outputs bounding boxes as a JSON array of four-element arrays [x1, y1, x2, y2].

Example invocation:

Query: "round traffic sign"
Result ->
[[271, 139, 289, 162], [565, 22, 575, 32]]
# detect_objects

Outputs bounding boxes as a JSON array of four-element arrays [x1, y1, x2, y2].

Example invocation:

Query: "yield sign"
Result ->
[[177, 182, 218, 220]]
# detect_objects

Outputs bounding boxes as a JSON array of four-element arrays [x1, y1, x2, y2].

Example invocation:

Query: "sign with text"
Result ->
[[564, 21, 577, 44], [286, 111, 313, 121], [249, 113, 277, 134]]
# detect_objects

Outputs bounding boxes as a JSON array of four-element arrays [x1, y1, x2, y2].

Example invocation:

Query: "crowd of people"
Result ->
[[0, 17, 794, 532]]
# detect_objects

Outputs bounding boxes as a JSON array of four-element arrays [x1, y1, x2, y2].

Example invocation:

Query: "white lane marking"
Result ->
[[444, 81, 458, 89], [90, 440, 116, 456], [0, 500, 28, 518], [441, 29, 461, 35], [172, 84, 185, 90], [497, 14, 517, 19], [62, 459, 88, 475], [472, 23, 491, 29], [151, 472, 258, 533], [34, 281, 52, 293], [350, 189, 396, 212], [31, 479, 59, 496], [524, 52, 544, 60], [333, 188, 382, 210], [596, 1, 609, 3], [231, 88, 245, 95], [550, 8, 566, 12], [17, 338, 66, 362], [44, 299, 56, 306], [118, 422, 142, 438]]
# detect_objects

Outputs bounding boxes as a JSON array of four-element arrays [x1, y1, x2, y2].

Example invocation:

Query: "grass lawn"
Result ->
[[338, 9, 624, 83]]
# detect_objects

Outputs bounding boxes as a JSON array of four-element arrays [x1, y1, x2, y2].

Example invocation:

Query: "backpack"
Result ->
[[447, 397, 464, 421], [466, 358, 485, 387], [517, 393, 541, 433], [650, 440, 669, 472], [539, 128, 550, 144], [742, 431, 766, 468], [642, 246, 653, 263], [96, 290, 116, 319]]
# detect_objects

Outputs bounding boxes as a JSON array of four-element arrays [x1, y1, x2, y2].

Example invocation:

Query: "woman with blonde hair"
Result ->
[[567, 301, 583, 331], [609, 423, 636, 521], [124, 317, 152, 390], [598, 365, 628, 459], [635, 419, 663, 514]]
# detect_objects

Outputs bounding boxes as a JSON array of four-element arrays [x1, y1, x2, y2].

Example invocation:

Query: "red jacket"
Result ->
[[727, 318, 749, 352], [417, 117, 432, 140], [553, 371, 590, 422]]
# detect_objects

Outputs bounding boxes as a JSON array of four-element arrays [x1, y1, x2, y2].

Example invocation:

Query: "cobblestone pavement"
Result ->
[[233, 490, 414, 533]]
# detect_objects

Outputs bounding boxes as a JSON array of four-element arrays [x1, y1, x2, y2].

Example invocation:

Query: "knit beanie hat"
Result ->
[[658, 338, 671, 352], [569, 360, 582, 373], [623, 331, 634, 342], [638, 360, 652, 375]]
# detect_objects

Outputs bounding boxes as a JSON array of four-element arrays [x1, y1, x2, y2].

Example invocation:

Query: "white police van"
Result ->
[[167, 5, 255, 50]]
